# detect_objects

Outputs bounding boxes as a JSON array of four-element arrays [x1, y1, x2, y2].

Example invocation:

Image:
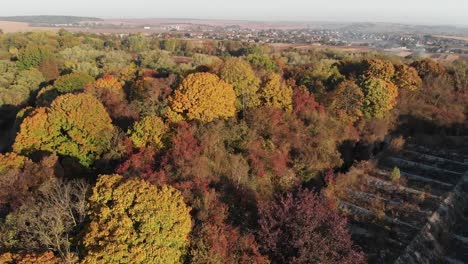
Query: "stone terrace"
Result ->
[[335, 142, 468, 263]]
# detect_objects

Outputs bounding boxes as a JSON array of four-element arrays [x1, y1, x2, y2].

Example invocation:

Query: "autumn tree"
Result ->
[[326, 80, 364, 123], [169, 72, 236, 122], [188, 189, 268, 264], [129, 73, 175, 117], [128, 116, 168, 149], [359, 77, 398, 119], [361, 58, 395, 82], [85, 74, 137, 124], [13, 93, 115, 167], [82, 174, 192, 264], [259, 73, 293, 111], [410, 58, 447, 78], [0, 251, 62, 264], [219, 57, 261, 109], [257, 188, 364, 264], [392, 64, 422, 91], [0, 153, 57, 214]]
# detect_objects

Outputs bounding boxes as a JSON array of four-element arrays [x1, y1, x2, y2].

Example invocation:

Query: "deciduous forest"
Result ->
[[0, 30, 467, 263]]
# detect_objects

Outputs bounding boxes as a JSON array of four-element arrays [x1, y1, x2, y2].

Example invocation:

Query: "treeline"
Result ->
[[0, 16, 102, 24], [0, 30, 467, 263]]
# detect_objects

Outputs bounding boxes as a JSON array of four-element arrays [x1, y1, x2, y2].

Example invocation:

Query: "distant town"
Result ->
[[1, 15, 468, 59]]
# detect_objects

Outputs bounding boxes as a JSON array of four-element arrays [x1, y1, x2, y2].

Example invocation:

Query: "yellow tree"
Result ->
[[13, 94, 115, 167], [392, 64, 422, 91], [219, 57, 261, 109], [128, 116, 168, 149], [169, 72, 236, 122], [82, 174, 192, 264], [259, 73, 293, 111]]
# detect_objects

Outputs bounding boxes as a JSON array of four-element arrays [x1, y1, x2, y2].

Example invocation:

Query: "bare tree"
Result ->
[[0, 179, 89, 263]]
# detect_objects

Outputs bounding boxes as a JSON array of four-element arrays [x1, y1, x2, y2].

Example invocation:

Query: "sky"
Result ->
[[1, 0, 467, 26]]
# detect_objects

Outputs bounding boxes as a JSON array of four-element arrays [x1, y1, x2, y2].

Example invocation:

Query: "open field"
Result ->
[[269, 42, 375, 52]]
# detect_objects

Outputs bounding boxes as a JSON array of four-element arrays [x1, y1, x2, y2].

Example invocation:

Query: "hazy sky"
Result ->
[[2, 0, 467, 26]]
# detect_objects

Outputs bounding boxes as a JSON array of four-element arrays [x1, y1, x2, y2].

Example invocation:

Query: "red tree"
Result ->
[[258, 188, 364, 264]]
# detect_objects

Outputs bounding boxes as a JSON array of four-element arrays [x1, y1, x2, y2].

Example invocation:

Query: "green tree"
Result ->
[[128, 116, 168, 149], [124, 34, 149, 52], [169, 72, 236, 122], [13, 93, 115, 167], [82, 174, 192, 264], [359, 77, 398, 119], [140, 50, 175, 70], [53, 72, 94, 93], [246, 53, 278, 72], [17, 45, 52, 70], [219, 57, 261, 109]]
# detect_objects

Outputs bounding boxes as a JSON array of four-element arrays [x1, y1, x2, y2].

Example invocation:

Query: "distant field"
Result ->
[[0, 21, 58, 32], [433, 35, 468, 42]]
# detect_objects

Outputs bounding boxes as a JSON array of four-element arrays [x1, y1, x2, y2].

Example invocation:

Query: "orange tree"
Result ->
[[169, 72, 236, 122], [82, 174, 192, 264], [392, 64, 422, 91], [13, 93, 115, 167]]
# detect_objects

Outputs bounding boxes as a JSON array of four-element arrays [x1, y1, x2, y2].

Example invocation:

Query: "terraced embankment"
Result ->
[[334, 143, 468, 263]]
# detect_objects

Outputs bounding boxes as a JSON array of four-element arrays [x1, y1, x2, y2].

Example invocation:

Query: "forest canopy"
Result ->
[[0, 30, 466, 263]]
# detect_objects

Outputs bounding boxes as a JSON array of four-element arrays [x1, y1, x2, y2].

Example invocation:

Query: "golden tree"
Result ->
[[169, 72, 236, 122], [361, 58, 395, 82], [259, 73, 293, 111], [128, 116, 168, 149], [392, 64, 422, 91], [219, 57, 261, 109], [82, 174, 192, 264], [13, 94, 115, 167]]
